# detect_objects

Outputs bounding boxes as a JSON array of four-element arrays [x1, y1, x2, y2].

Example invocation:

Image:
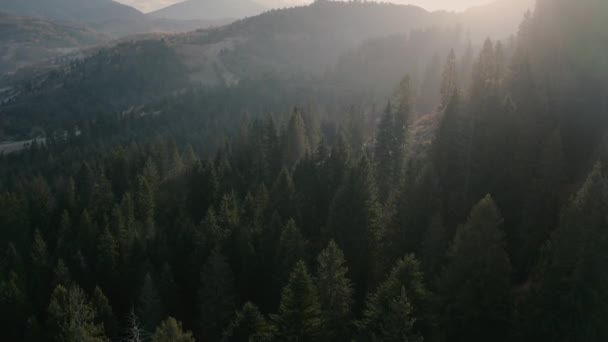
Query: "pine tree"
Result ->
[[358, 255, 429, 342], [433, 89, 470, 227], [418, 52, 442, 114], [420, 214, 448, 277], [374, 102, 396, 202], [47, 285, 109, 342], [283, 108, 310, 169], [30, 229, 50, 309], [91, 286, 118, 339], [137, 272, 163, 332], [276, 219, 307, 286], [440, 49, 458, 110], [0, 270, 28, 340], [388, 163, 441, 261], [135, 175, 155, 240], [438, 195, 512, 342], [199, 249, 237, 341], [269, 168, 296, 221], [222, 302, 275, 342], [52, 259, 71, 288], [327, 155, 382, 297], [527, 163, 608, 341], [272, 261, 323, 341], [152, 317, 195, 342], [96, 226, 118, 287], [316, 240, 353, 340]]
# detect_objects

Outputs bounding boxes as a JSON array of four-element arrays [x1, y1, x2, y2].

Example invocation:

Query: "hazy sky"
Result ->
[[116, 0, 496, 13]]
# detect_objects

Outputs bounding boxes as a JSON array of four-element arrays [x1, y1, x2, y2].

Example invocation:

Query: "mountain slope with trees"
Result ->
[[149, 0, 268, 21], [1, 0, 519, 138], [1, 0, 607, 340]]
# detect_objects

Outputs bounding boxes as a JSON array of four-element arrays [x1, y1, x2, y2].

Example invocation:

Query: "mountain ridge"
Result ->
[[149, 0, 268, 21]]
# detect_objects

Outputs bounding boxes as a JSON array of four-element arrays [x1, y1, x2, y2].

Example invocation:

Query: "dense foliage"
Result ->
[[1, 0, 607, 341]]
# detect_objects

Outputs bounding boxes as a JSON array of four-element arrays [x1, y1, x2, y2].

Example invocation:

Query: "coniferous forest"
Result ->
[[1, 0, 608, 341]]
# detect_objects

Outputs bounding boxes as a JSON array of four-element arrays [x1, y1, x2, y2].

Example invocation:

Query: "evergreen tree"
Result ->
[[283, 109, 310, 170], [316, 240, 353, 340], [527, 163, 608, 341], [96, 226, 118, 287], [92, 286, 118, 340], [440, 49, 458, 110], [418, 52, 442, 114], [199, 249, 237, 341], [222, 302, 275, 342], [47, 285, 109, 342], [0, 270, 28, 340], [358, 255, 429, 341], [269, 168, 296, 221], [52, 259, 71, 288], [137, 272, 163, 332], [135, 176, 155, 240], [153, 317, 195, 342], [276, 219, 307, 285], [433, 89, 470, 227], [30, 229, 50, 309], [388, 163, 441, 261], [438, 195, 512, 342], [327, 155, 382, 298], [272, 261, 323, 341]]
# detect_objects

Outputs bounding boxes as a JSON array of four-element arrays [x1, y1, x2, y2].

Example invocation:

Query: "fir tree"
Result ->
[[283, 108, 310, 170], [327, 155, 383, 298], [135, 176, 155, 240], [438, 195, 513, 342], [528, 163, 608, 341], [440, 49, 458, 110], [137, 272, 163, 332], [316, 240, 354, 340], [199, 249, 237, 341], [47, 285, 109, 342], [272, 261, 323, 341], [358, 255, 429, 341], [91, 286, 118, 339], [222, 302, 275, 342], [152, 317, 195, 342]]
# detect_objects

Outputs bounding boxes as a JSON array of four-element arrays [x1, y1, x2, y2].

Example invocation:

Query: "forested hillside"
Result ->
[[0, 0, 534, 139], [1, 0, 607, 341], [0, 0, 144, 23], [0, 12, 108, 74], [149, 0, 267, 21]]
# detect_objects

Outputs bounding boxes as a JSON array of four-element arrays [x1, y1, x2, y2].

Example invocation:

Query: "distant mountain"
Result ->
[[149, 0, 268, 21], [1, 0, 532, 136], [0, 12, 108, 74], [0, 0, 144, 23]]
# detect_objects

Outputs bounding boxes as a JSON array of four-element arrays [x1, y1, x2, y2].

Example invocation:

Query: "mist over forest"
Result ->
[[0, 0, 607, 341]]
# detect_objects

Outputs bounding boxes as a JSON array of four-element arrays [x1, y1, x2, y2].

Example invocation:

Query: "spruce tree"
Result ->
[[137, 272, 163, 332], [135, 175, 155, 240], [316, 240, 354, 340], [440, 49, 458, 110], [327, 155, 382, 298], [91, 286, 118, 340], [283, 109, 310, 170], [358, 255, 429, 341], [374, 102, 396, 203], [272, 261, 323, 341], [47, 285, 109, 342], [438, 195, 512, 342], [528, 163, 608, 341], [152, 317, 195, 342], [198, 249, 236, 341], [276, 219, 307, 285], [222, 302, 275, 342]]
